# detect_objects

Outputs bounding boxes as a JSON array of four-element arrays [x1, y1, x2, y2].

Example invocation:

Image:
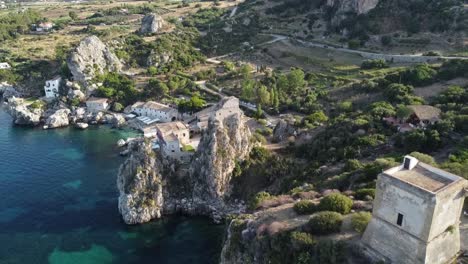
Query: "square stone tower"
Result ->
[[362, 155, 468, 264]]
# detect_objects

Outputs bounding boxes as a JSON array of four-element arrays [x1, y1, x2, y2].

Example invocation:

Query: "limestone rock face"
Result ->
[[117, 140, 164, 224], [117, 107, 252, 224], [147, 50, 172, 68], [44, 108, 71, 129], [67, 35, 123, 85], [191, 112, 252, 203], [140, 14, 165, 34], [110, 113, 126, 128], [326, 0, 379, 26], [0, 83, 20, 101], [273, 119, 295, 143], [67, 89, 85, 102], [5, 98, 43, 126], [326, 0, 379, 14]]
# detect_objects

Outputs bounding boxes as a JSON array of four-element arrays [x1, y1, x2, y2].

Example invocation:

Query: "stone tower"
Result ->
[[362, 155, 468, 264]]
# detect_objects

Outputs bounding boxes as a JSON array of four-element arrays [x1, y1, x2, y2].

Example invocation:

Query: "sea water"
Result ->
[[0, 107, 223, 264]]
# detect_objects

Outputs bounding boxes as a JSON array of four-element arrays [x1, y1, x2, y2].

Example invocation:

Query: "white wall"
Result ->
[[374, 177, 432, 239]]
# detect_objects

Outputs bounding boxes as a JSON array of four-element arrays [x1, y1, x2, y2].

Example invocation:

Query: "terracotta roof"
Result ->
[[407, 105, 441, 121]]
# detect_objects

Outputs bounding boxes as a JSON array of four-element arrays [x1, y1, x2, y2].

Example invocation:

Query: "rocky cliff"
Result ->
[[117, 110, 252, 224], [140, 13, 165, 34], [326, 0, 379, 26], [326, 0, 379, 15], [67, 35, 123, 85], [117, 140, 164, 224]]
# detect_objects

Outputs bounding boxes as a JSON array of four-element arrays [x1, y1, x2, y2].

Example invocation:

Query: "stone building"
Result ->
[[86, 97, 109, 113], [188, 96, 240, 132], [362, 155, 468, 264], [131, 101, 178, 123]]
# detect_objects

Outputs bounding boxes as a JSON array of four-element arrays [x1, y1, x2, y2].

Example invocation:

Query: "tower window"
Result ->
[[397, 213, 404, 226]]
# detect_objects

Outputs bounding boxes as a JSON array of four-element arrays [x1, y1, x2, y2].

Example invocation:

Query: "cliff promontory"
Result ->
[[117, 104, 252, 224]]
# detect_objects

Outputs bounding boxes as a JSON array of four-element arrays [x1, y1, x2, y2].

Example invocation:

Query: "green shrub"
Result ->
[[290, 231, 316, 250], [249, 191, 271, 210], [354, 189, 375, 200], [293, 200, 318, 215], [351, 212, 372, 233], [308, 211, 343, 235], [319, 193, 353, 214]]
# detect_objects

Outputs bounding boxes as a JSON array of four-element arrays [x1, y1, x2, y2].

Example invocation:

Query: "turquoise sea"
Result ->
[[0, 107, 224, 264]]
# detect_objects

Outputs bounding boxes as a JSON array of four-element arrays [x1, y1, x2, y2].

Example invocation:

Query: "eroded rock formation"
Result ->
[[44, 108, 71, 129], [67, 35, 123, 85], [5, 98, 43, 126], [140, 13, 165, 34], [326, 0, 379, 26]]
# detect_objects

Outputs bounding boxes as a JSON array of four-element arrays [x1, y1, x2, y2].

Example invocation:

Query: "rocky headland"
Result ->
[[117, 109, 252, 224]]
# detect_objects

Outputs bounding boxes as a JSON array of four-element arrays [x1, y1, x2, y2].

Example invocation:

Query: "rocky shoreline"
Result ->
[[1, 95, 126, 130]]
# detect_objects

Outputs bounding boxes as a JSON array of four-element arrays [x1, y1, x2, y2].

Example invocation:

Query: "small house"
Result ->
[[86, 97, 109, 113], [406, 105, 441, 126], [44, 76, 61, 98]]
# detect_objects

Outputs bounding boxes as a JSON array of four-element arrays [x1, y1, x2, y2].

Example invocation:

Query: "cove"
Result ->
[[0, 107, 224, 264]]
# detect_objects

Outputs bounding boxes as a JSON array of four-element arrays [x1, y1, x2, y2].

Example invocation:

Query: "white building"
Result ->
[[362, 155, 468, 264], [131, 101, 179, 123], [86, 97, 109, 113], [0, 62, 11, 69], [44, 76, 61, 98]]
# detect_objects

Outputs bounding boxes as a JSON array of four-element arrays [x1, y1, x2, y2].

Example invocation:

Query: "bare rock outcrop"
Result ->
[[326, 0, 379, 26], [140, 13, 165, 34], [326, 0, 378, 14], [67, 35, 123, 85], [0, 83, 20, 101], [5, 98, 43, 126], [44, 108, 71, 129], [117, 140, 164, 224], [147, 50, 172, 68]]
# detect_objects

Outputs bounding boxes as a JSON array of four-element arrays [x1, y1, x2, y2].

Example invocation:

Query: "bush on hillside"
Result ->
[[293, 200, 318, 215], [354, 189, 375, 200], [351, 212, 372, 234], [319, 193, 353, 214], [308, 211, 343, 235]]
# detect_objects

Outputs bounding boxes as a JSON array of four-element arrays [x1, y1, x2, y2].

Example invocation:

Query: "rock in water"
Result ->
[[67, 35, 123, 85], [140, 13, 165, 34], [117, 140, 164, 224], [110, 113, 126, 128], [75, 122, 89, 129], [5, 98, 42, 126], [45, 108, 71, 129]]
